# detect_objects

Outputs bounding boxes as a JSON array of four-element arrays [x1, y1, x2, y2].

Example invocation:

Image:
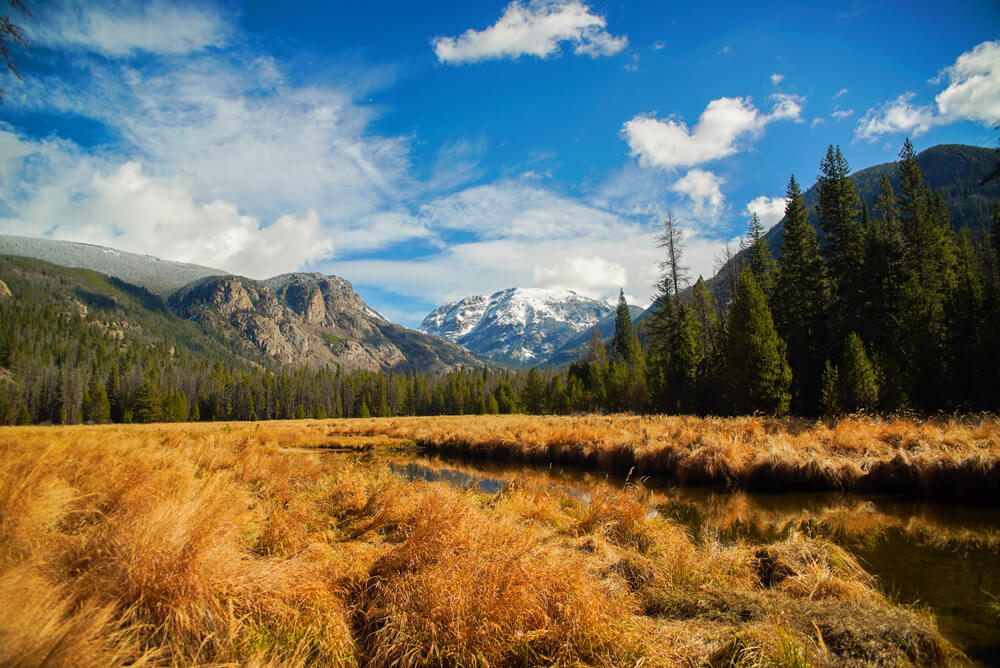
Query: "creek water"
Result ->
[[375, 451, 1000, 666]]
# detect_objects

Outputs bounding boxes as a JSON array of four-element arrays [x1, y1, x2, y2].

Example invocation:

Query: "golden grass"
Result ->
[[0, 420, 961, 666], [327, 413, 1000, 501]]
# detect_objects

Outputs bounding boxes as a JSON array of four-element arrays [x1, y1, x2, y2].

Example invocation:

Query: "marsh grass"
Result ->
[[331, 414, 1000, 502], [0, 420, 962, 666]]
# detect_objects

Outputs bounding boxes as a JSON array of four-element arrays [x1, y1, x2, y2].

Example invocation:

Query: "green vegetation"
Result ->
[[0, 140, 998, 424]]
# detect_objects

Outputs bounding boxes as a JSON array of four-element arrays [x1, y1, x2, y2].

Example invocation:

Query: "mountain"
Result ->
[[664, 143, 1000, 313], [171, 272, 481, 373], [0, 236, 484, 373], [543, 304, 645, 368], [0, 234, 226, 298], [419, 288, 615, 367]]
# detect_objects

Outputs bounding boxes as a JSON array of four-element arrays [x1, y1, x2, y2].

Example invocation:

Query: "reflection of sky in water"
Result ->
[[376, 450, 1000, 666]]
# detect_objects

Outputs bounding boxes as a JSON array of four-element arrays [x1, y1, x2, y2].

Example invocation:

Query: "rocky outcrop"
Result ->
[[0, 279, 11, 299], [172, 273, 483, 373]]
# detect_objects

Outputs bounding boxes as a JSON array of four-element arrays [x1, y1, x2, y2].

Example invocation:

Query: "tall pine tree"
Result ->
[[724, 267, 792, 415], [772, 175, 828, 414]]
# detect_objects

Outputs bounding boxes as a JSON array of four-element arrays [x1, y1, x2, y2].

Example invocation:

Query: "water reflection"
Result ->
[[373, 450, 1000, 665]]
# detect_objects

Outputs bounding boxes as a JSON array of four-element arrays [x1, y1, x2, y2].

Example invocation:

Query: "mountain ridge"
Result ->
[[419, 287, 616, 367]]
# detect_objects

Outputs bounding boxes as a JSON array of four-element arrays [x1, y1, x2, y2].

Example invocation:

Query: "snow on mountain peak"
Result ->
[[417, 287, 614, 366]]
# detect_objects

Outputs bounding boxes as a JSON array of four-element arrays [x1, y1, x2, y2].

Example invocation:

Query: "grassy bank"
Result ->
[[330, 414, 1000, 502], [0, 420, 960, 666]]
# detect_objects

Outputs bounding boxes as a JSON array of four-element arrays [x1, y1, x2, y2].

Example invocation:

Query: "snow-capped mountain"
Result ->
[[418, 287, 615, 367]]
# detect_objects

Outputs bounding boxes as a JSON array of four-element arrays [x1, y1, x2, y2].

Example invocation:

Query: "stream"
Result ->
[[337, 448, 1000, 665]]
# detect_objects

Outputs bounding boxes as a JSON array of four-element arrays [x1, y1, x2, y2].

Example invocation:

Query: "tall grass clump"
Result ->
[[0, 420, 962, 666]]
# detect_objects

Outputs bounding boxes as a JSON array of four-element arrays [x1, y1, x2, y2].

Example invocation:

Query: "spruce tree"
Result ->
[[610, 289, 641, 365], [819, 360, 841, 418], [816, 145, 865, 339], [724, 267, 792, 415], [841, 333, 879, 413], [664, 304, 703, 414], [524, 367, 546, 414], [745, 213, 778, 297], [772, 175, 828, 414]]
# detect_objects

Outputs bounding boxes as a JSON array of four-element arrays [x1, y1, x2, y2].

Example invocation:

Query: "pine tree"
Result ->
[[745, 213, 777, 297], [524, 367, 546, 414], [816, 145, 865, 338], [135, 373, 163, 423], [819, 360, 841, 418], [724, 268, 792, 415], [772, 175, 828, 414], [841, 333, 879, 413], [610, 289, 641, 365], [88, 380, 111, 424], [663, 304, 703, 413]]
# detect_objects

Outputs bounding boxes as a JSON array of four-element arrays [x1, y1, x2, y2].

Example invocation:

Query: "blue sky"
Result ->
[[0, 1, 997, 326]]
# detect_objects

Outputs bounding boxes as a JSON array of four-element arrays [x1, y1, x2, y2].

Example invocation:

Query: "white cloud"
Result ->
[[857, 40, 1000, 139], [744, 195, 785, 231], [935, 40, 1000, 125], [27, 1, 228, 57], [419, 179, 624, 241], [533, 256, 627, 297], [834, 88, 848, 99], [831, 108, 854, 120], [0, 147, 333, 277], [717, 46, 730, 55], [652, 41, 666, 51], [622, 95, 803, 170], [810, 118, 825, 128], [432, 0, 627, 64], [670, 169, 724, 219], [856, 93, 940, 139], [770, 73, 784, 86]]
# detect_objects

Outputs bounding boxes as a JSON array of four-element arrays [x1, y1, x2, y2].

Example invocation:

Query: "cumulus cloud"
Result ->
[[934, 40, 1000, 124], [831, 108, 854, 120], [27, 1, 228, 57], [533, 256, 627, 298], [770, 73, 784, 86], [0, 145, 333, 277], [622, 95, 803, 170], [857, 93, 941, 139], [744, 195, 785, 230], [857, 40, 1000, 139], [670, 169, 724, 219], [834, 88, 848, 99], [432, 0, 627, 64]]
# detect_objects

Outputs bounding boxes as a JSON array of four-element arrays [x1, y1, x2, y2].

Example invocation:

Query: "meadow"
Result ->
[[0, 418, 982, 666]]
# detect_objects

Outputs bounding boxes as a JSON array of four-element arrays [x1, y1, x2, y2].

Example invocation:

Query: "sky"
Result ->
[[0, 1, 998, 327]]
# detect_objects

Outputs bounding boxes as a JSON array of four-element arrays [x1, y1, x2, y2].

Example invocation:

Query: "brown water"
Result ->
[[381, 451, 1000, 666]]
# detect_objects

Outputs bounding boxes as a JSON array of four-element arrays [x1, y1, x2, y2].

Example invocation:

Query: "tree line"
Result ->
[[1, 139, 997, 424]]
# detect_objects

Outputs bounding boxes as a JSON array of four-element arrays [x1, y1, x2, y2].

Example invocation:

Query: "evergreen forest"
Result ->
[[2, 140, 998, 424]]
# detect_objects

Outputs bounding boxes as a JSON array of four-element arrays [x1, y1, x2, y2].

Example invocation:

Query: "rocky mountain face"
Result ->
[[171, 273, 481, 373], [1, 235, 483, 373], [419, 287, 615, 367]]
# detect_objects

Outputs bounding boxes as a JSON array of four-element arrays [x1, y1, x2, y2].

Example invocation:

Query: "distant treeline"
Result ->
[[1, 139, 998, 424]]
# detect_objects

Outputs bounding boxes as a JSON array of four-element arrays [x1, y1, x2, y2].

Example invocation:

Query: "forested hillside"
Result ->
[[1, 140, 997, 424]]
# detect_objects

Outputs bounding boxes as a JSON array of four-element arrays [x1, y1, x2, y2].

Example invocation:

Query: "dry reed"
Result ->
[[0, 420, 960, 666]]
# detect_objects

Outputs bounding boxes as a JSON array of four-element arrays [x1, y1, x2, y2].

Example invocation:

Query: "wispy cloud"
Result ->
[[770, 73, 784, 86], [432, 0, 627, 64], [26, 0, 229, 57]]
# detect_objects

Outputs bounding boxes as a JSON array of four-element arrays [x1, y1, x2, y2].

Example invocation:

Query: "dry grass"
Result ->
[[0, 420, 961, 666], [328, 413, 1000, 502]]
